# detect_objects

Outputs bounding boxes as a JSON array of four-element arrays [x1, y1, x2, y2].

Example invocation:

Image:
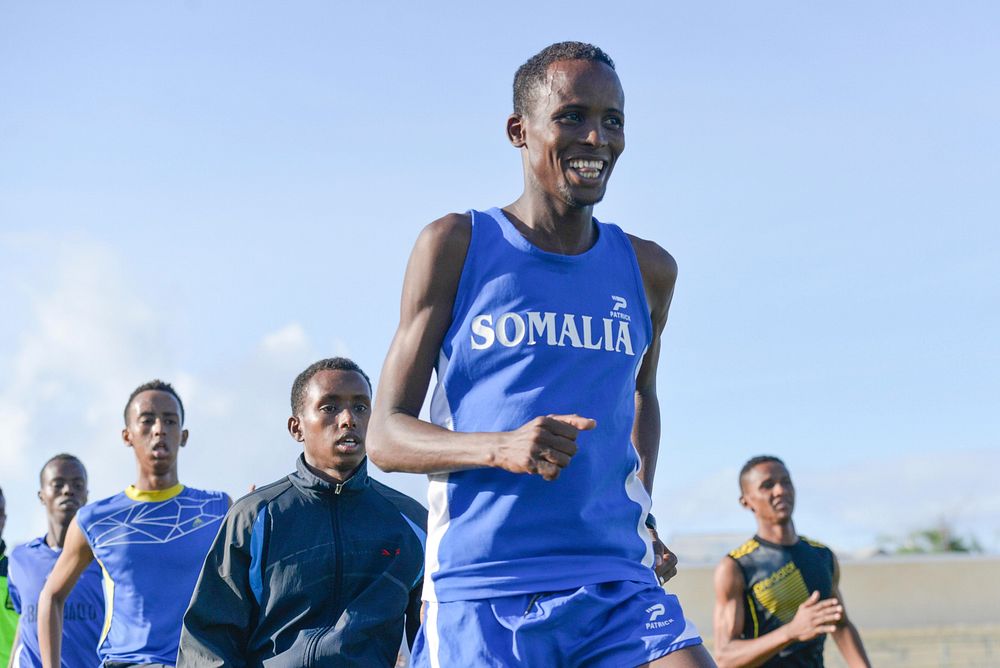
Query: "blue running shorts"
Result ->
[[411, 580, 702, 667]]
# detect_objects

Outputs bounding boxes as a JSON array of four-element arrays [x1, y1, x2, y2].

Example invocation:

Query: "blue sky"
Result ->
[[1, 2, 997, 555]]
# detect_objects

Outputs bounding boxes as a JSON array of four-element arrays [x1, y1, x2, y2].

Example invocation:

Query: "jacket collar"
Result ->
[[293, 453, 370, 496]]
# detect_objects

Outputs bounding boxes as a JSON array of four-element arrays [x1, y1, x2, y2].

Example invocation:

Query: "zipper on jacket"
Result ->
[[306, 490, 345, 664]]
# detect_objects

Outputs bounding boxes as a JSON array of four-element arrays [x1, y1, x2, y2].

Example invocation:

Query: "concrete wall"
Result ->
[[667, 553, 1000, 667]]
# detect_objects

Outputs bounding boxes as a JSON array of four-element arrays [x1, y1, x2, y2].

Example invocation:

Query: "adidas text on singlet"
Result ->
[[728, 535, 835, 667]]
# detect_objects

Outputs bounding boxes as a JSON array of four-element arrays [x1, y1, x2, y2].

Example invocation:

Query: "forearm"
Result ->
[[368, 409, 501, 474], [632, 388, 661, 494], [833, 622, 871, 667], [37, 587, 66, 668], [714, 627, 795, 668]]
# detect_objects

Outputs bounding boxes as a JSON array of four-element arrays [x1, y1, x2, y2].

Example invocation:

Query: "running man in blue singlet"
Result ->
[[8, 454, 104, 668], [37, 381, 229, 668], [369, 42, 715, 667]]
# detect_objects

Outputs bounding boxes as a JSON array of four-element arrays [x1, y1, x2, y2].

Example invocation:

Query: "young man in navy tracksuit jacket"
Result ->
[[179, 358, 426, 667]]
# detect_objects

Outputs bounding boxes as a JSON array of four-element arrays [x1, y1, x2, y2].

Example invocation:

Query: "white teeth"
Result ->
[[568, 159, 604, 170]]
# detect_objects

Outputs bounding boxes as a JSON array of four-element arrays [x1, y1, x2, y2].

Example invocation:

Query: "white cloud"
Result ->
[[0, 242, 360, 543], [0, 240, 174, 542], [260, 323, 309, 355]]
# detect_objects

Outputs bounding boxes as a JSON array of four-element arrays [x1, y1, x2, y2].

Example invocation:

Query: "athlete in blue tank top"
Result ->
[[7, 454, 104, 668], [37, 380, 228, 668], [370, 42, 715, 667]]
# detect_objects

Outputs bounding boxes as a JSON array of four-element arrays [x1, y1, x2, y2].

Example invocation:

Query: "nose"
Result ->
[[582, 121, 607, 147], [336, 408, 357, 429]]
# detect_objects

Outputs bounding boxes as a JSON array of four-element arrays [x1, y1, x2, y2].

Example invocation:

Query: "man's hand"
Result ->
[[784, 591, 843, 643], [647, 526, 678, 584], [495, 414, 596, 480]]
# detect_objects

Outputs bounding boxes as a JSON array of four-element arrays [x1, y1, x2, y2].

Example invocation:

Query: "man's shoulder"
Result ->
[[625, 233, 677, 285], [367, 479, 428, 530], [727, 536, 764, 561], [798, 535, 835, 560], [181, 485, 230, 502], [228, 476, 296, 520], [9, 537, 47, 562], [75, 490, 129, 524], [417, 211, 473, 258]]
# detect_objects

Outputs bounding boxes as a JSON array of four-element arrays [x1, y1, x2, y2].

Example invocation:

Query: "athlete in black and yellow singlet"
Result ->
[[712, 456, 870, 668], [728, 535, 834, 666]]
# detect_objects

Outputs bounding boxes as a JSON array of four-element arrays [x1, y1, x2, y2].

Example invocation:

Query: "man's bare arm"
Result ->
[[829, 556, 872, 667], [628, 236, 678, 582], [368, 214, 594, 480], [628, 236, 676, 496], [38, 518, 95, 668], [712, 557, 843, 668]]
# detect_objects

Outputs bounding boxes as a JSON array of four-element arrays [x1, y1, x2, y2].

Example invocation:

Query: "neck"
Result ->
[[303, 457, 360, 485], [757, 520, 797, 546], [505, 192, 596, 255], [134, 468, 180, 491], [45, 520, 71, 549]]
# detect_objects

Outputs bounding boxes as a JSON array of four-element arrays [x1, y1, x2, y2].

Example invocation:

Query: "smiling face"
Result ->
[[288, 369, 372, 483], [122, 389, 188, 477], [39, 458, 88, 528], [740, 460, 796, 526], [509, 59, 625, 209]]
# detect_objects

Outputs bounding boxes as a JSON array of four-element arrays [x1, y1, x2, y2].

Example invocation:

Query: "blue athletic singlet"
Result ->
[[425, 207, 658, 602], [75, 484, 228, 666], [8, 537, 104, 667]]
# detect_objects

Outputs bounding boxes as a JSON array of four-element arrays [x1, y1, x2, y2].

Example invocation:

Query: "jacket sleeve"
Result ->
[[177, 501, 263, 668], [404, 579, 422, 650]]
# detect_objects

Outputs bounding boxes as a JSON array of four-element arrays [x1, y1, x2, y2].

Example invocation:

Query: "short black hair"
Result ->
[[290, 357, 372, 416], [513, 41, 616, 116], [123, 379, 185, 425], [739, 455, 786, 491], [39, 453, 87, 485]]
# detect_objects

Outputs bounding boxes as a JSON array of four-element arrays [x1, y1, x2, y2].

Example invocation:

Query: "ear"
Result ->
[[179, 428, 189, 448], [38, 490, 44, 505], [507, 113, 527, 148], [122, 427, 133, 448], [739, 494, 751, 511], [288, 416, 304, 443]]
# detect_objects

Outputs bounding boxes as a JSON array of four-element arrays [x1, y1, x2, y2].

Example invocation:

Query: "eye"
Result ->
[[558, 111, 583, 124], [354, 404, 369, 414], [604, 116, 624, 129], [320, 404, 336, 413]]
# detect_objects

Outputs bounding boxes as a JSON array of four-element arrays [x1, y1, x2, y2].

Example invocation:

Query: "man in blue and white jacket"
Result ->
[[178, 358, 426, 668]]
